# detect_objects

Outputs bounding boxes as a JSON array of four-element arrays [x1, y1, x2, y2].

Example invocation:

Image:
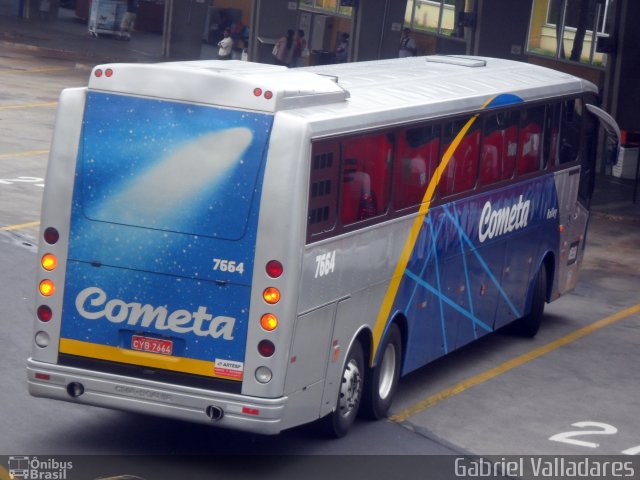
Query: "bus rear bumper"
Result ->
[[27, 358, 289, 435]]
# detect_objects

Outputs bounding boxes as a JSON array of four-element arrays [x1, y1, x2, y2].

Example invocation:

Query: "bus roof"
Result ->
[[88, 56, 596, 132]]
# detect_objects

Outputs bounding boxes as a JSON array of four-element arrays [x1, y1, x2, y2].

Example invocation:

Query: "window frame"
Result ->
[[305, 96, 588, 244]]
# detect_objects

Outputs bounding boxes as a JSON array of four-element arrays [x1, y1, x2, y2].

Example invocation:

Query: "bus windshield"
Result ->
[[79, 92, 273, 240]]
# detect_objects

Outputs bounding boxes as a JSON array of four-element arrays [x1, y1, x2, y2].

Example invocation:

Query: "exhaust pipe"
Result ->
[[67, 382, 85, 398], [206, 405, 224, 421]]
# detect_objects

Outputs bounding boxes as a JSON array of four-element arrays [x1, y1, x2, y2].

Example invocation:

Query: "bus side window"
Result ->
[[441, 119, 480, 196], [517, 105, 545, 175], [341, 133, 392, 224], [559, 98, 583, 164], [308, 141, 340, 238], [480, 111, 518, 186], [544, 103, 562, 168], [394, 124, 440, 209]]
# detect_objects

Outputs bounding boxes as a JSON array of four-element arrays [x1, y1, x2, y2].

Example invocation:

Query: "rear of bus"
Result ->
[[27, 61, 346, 434]]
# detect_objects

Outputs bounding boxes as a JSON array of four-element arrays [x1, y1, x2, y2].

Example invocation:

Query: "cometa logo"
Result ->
[[75, 287, 236, 340], [478, 195, 531, 243]]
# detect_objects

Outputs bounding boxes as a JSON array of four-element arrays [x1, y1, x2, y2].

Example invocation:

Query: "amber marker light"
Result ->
[[260, 313, 279, 331], [41, 253, 58, 271], [263, 287, 280, 304], [39, 279, 55, 297]]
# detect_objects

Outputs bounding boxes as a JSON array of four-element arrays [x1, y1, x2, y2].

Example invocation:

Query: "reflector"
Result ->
[[44, 227, 59, 245], [258, 340, 275, 357], [37, 305, 53, 322]]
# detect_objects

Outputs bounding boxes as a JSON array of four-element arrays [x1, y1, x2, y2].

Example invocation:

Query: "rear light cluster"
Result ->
[[94, 68, 114, 78], [255, 260, 283, 384], [35, 227, 60, 347], [253, 88, 274, 101]]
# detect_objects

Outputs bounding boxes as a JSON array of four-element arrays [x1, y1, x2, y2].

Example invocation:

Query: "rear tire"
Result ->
[[322, 340, 364, 438], [512, 264, 547, 337], [362, 324, 402, 420]]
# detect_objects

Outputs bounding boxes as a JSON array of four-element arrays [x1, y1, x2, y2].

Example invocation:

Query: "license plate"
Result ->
[[131, 335, 173, 356]]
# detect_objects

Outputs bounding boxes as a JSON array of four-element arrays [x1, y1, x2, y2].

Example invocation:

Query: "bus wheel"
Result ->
[[323, 340, 364, 438], [513, 264, 547, 338], [362, 323, 401, 419]]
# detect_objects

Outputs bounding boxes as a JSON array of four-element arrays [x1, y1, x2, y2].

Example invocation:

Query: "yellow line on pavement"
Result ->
[[0, 101, 57, 110], [0, 221, 40, 232], [1, 67, 71, 75], [0, 149, 49, 160], [389, 303, 640, 423]]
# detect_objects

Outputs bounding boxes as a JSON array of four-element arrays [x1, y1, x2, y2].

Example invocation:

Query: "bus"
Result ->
[[28, 55, 619, 437]]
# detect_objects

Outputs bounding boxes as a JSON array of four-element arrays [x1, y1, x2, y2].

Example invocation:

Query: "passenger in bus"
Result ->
[[342, 164, 378, 222], [519, 111, 542, 174]]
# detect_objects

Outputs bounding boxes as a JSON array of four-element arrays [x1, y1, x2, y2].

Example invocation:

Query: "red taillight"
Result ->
[[266, 260, 283, 278], [35, 373, 50, 381], [44, 227, 59, 245], [37, 305, 53, 322], [264, 91, 273, 100], [105, 68, 113, 77], [95, 69, 103, 77], [253, 88, 263, 97], [258, 340, 275, 357]]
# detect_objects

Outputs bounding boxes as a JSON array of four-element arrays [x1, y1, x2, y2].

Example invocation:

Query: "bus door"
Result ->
[[555, 97, 621, 295]]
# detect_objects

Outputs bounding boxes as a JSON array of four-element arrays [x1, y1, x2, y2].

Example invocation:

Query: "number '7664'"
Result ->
[[315, 251, 336, 278]]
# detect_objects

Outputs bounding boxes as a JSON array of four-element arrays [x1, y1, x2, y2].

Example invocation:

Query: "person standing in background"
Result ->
[[119, 0, 138, 41], [334, 33, 349, 63], [217, 28, 233, 60], [292, 29, 308, 67], [273, 29, 295, 67], [399, 28, 417, 57]]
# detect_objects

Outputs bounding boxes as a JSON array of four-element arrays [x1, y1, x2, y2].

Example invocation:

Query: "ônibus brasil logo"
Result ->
[[6, 457, 72, 480]]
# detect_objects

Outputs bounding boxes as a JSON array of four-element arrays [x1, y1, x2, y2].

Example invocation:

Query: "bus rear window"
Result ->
[[79, 92, 273, 240]]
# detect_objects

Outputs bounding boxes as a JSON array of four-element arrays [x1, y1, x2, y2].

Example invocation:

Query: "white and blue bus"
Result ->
[[28, 56, 619, 437]]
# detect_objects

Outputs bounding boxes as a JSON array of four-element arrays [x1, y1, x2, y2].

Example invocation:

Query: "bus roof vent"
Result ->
[[272, 72, 350, 110], [426, 55, 487, 68]]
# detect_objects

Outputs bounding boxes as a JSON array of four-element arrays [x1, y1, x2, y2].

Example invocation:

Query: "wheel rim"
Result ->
[[338, 358, 362, 418], [378, 343, 397, 400]]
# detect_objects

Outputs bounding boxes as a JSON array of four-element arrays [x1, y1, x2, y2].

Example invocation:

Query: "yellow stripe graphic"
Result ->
[[0, 102, 57, 110], [1, 67, 71, 75], [390, 303, 640, 422], [0, 221, 40, 231], [0, 149, 49, 159], [59, 338, 241, 381], [371, 97, 495, 363]]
